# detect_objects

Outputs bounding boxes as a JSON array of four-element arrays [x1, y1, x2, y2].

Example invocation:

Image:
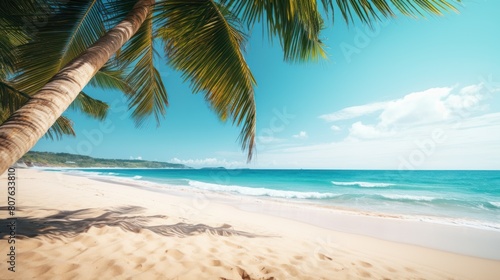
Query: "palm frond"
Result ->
[[12, 0, 108, 94], [44, 116, 76, 140], [117, 8, 168, 126], [0, 32, 28, 79], [0, 0, 39, 79], [333, 0, 461, 26], [0, 80, 29, 117], [156, 0, 256, 160], [103, 0, 141, 28], [0, 0, 50, 39], [319, 0, 335, 16], [3, 0, 128, 134], [223, 0, 327, 62], [70, 91, 109, 120], [0, 107, 9, 123], [89, 62, 134, 94], [0, 79, 76, 139]]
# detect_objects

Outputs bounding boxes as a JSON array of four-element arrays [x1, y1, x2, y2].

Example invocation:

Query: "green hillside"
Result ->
[[18, 151, 189, 169]]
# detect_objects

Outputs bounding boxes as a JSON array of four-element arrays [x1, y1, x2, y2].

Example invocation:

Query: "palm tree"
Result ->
[[0, 0, 461, 174], [0, 0, 154, 173], [1, 0, 129, 139]]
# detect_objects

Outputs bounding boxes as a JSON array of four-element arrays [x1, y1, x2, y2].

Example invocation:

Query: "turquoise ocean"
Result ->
[[63, 169, 500, 231]]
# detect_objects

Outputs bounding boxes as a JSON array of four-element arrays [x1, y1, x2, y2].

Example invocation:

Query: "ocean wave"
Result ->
[[65, 170, 103, 177], [188, 180, 338, 199], [133, 175, 142, 180], [412, 216, 500, 232], [490, 201, 500, 208], [380, 194, 436, 202], [331, 181, 394, 188]]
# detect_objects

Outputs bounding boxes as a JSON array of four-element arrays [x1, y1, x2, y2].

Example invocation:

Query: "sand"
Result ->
[[1, 168, 500, 279]]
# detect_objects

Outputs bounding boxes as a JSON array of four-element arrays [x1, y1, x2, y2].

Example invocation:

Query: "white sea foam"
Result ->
[[188, 180, 338, 199], [412, 216, 500, 232], [331, 181, 394, 188], [133, 175, 142, 180], [64, 170, 103, 177], [381, 194, 436, 202], [490, 201, 500, 208]]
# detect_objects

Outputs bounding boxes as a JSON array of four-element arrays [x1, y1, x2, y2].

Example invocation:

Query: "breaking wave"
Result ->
[[188, 180, 338, 199], [332, 181, 394, 188]]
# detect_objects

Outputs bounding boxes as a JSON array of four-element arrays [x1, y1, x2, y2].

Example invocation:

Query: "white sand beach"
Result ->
[[1, 168, 500, 279]]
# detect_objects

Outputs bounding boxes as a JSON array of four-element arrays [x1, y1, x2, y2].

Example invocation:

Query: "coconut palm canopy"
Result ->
[[0, 0, 461, 173]]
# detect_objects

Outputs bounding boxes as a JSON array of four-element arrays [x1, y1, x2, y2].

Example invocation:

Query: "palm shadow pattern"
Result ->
[[0, 205, 269, 240]]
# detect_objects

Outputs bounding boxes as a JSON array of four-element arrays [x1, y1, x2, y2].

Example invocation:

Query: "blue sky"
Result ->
[[34, 1, 500, 169]]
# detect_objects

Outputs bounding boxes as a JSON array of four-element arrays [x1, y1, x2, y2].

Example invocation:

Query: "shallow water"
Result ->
[[58, 169, 500, 231]]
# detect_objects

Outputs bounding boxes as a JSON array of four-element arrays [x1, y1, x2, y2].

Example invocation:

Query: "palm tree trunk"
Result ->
[[0, 0, 154, 174]]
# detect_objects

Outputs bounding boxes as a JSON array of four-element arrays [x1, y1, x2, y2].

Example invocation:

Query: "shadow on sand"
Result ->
[[0, 205, 269, 239]]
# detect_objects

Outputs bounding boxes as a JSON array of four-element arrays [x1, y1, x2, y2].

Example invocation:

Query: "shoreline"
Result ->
[[59, 168, 500, 260], [2, 168, 500, 279]]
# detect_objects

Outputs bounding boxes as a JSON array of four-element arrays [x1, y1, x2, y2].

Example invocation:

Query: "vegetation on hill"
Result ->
[[18, 151, 189, 168]]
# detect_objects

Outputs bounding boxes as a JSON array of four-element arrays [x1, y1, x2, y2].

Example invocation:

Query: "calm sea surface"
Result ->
[[60, 169, 500, 230]]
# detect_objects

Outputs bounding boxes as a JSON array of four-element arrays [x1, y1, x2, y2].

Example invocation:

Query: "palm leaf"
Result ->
[[2, 0, 126, 137], [1, 79, 109, 133], [103, 0, 139, 27], [0, 107, 9, 123], [9, 0, 133, 97], [333, 0, 461, 26], [89, 61, 134, 94], [0, 31, 28, 79], [118, 8, 168, 126], [223, 0, 460, 61], [0, 79, 76, 139], [12, 0, 108, 94], [70, 91, 109, 120], [0, 0, 39, 79], [156, 0, 256, 160], [223, 0, 327, 62], [0, 80, 30, 112], [44, 116, 76, 140]]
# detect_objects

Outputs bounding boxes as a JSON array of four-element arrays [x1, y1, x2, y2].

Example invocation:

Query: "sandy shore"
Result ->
[[1, 169, 500, 279]]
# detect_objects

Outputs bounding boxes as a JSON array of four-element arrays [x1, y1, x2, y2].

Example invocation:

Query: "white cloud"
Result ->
[[293, 131, 308, 139], [378, 87, 453, 128], [170, 157, 244, 168], [254, 112, 500, 169], [330, 125, 341, 131], [250, 84, 500, 169], [320, 85, 490, 141], [446, 84, 485, 113], [348, 121, 392, 139], [319, 101, 388, 121]]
